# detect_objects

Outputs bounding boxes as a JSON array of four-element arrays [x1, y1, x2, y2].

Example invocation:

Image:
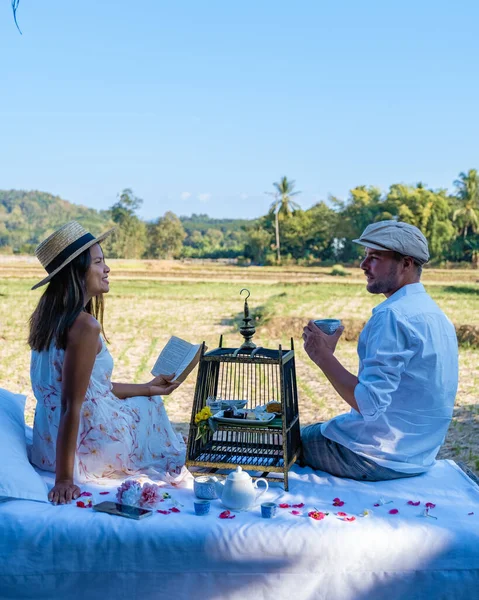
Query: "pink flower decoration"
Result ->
[[389, 509, 399, 514], [219, 510, 236, 519], [333, 497, 345, 507], [79, 491, 92, 497], [292, 503, 305, 508], [407, 501, 420, 506], [290, 510, 302, 515], [116, 480, 142, 506], [140, 483, 162, 508], [99, 491, 110, 495], [425, 502, 436, 509], [279, 503, 290, 509], [308, 510, 327, 520], [76, 499, 92, 508]]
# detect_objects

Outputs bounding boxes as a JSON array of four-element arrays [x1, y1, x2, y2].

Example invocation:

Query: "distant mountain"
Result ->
[[180, 213, 254, 235], [0, 190, 113, 253]]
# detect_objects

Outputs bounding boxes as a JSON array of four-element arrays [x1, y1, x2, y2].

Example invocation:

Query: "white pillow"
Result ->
[[0, 388, 49, 502]]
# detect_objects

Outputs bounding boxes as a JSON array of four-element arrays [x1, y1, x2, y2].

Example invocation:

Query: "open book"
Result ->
[[151, 336, 202, 384]]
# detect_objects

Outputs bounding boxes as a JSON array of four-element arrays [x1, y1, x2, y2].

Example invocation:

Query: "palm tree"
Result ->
[[267, 176, 301, 263], [453, 169, 479, 266]]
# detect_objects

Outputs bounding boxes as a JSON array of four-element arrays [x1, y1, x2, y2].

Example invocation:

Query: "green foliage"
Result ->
[[2, 168, 479, 265], [0, 190, 113, 252], [243, 227, 273, 264], [330, 264, 349, 277], [103, 189, 147, 259], [267, 176, 301, 263], [147, 212, 186, 259]]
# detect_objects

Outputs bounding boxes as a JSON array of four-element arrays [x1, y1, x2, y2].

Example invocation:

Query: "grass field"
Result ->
[[1, 256, 478, 476]]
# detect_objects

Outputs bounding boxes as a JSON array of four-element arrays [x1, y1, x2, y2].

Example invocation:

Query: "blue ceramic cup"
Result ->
[[261, 502, 277, 518], [313, 319, 341, 335], [194, 476, 218, 500], [194, 500, 211, 516]]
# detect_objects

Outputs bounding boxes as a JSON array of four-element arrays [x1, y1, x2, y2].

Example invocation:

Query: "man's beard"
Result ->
[[365, 263, 400, 295]]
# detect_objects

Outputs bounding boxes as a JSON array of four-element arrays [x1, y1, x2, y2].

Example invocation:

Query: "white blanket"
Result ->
[[1, 460, 478, 600]]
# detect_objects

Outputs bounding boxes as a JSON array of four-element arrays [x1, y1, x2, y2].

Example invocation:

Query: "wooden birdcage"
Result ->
[[186, 291, 301, 490]]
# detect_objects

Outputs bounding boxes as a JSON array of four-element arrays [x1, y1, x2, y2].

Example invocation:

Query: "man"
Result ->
[[300, 220, 459, 481]]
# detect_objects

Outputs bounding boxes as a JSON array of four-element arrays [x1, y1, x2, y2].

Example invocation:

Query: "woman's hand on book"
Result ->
[[148, 373, 180, 396]]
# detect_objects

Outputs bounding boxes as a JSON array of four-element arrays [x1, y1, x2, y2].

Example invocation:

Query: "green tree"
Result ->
[[332, 186, 384, 262], [244, 227, 273, 264], [105, 188, 147, 258], [147, 211, 186, 259], [452, 169, 479, 265], [279, 202, 337, 262], [383, 183, 456, 260], [267, 176, 301, 263]]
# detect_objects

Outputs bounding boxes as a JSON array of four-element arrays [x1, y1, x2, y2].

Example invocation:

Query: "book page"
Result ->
[[151, 336, 201, 382]]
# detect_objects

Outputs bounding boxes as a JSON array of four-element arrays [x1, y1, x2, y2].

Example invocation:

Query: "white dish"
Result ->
[[212, 410, 275, 427]]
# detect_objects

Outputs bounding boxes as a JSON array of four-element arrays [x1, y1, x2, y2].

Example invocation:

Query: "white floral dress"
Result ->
[[31, 337, 186, 483]]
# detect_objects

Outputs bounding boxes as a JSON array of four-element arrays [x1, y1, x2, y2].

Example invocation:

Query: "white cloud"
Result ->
[[198, 192, 212, 203], [180, 191, 192, 200]]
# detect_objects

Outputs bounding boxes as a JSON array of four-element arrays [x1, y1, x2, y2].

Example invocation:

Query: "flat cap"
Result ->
[[352, 220, 430, 264]]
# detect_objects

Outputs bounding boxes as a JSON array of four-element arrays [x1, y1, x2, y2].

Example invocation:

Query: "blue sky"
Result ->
[[1, 0, 478, 220]]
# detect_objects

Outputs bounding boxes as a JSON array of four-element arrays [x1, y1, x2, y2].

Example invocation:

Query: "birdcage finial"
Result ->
[[239, 288, 256, 349]]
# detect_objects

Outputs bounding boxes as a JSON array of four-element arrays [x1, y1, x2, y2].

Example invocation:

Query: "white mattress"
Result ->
[[1, 459, 478, 600]]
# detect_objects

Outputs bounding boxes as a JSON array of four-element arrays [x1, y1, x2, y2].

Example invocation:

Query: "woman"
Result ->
[[29, 221, 186, 505]]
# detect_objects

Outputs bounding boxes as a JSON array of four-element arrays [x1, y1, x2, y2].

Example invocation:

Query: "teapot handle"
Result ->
[[254, 478, 269, 501]]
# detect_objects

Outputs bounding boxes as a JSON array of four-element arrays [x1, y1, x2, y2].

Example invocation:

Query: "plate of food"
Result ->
[[212, 409, 275, 427], [206, 398, 248, 411]]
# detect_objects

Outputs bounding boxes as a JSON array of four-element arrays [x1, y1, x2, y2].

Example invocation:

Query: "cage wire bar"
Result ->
[[186, 338, 301, 490]]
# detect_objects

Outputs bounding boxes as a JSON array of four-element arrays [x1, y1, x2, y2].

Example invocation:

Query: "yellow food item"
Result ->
[[266, 402, 282, 414]]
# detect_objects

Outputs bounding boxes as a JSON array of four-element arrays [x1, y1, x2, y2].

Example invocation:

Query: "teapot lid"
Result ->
[[227, 466, 251, 482]]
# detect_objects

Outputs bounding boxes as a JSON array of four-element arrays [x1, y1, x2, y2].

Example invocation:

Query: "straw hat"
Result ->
[[32, 221, 115, 290]]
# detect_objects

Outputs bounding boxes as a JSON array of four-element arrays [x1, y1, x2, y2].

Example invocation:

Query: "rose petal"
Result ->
[[99, 491, 110, 495], [344, 516, 356, 522], [389, 509, 399, 514], [425, 502, 436, 509], [292, 503, 305, 508], [290, 510, 301, 515], [279, 503, 290, 509], [219, 510, 235, 519], [76, 501, 87, 508], [333, 497, 341, 502], [407, 501, 420, 506], [337, 511, 347, 517], [373, 503, 380, 507], [157, 509, 170, 514], [79, 492, 92, 497], [333, 501, 345, 507], [170, 507, 180, 513]]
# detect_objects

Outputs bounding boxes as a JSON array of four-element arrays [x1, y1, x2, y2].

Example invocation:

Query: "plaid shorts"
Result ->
[[299, 423, 420, 482]]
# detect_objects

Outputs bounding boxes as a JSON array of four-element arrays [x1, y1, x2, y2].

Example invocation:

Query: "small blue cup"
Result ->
[[194, 499, 211, 516], [313, 319, 341, 335], [261, 502, 277, 518]]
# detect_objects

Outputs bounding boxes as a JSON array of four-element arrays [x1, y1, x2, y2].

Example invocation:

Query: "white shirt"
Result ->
[[321, 283, 458, 473]]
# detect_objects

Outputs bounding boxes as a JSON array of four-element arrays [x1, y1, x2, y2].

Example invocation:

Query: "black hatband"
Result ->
[[45, 233, 96, 274]]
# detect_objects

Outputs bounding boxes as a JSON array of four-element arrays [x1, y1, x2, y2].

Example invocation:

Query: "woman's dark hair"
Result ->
[[28, 246, 107, 352]]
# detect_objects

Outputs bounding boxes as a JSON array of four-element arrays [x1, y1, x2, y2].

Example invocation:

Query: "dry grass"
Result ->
[[1, 256, 478, 476]]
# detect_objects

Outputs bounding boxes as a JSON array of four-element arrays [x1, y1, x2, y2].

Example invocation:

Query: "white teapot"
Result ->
[[214, 467, 269, 511]]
